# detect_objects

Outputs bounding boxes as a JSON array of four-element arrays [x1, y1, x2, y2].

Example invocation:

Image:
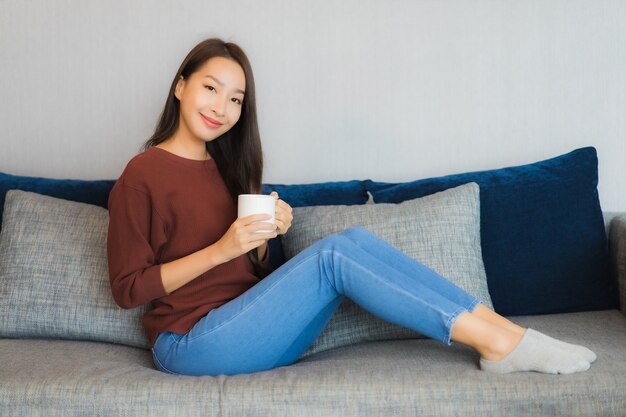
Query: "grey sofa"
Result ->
[[1, 144, 625, 416], [0, 195, 624, 416]]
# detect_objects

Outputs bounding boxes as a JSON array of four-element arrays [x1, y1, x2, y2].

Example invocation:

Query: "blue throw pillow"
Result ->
[[365, 147, 618, 316], [263, 180, 369, 268], [0, 172, 115, 230], [263, 180, 368, 208]]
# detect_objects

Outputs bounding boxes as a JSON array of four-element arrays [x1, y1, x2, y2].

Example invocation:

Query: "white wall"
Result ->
[[1, 0, 625, 210]]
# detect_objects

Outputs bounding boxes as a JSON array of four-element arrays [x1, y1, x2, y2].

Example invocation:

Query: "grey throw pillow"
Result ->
[[280, 182, 493, 357], [0, 190, 149, 348]]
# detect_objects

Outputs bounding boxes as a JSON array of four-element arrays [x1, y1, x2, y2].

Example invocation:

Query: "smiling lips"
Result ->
[[200, 113, 223, 128]]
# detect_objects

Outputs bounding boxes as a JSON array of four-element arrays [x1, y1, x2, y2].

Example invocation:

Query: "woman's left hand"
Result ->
[[270, 191, 292, 235]]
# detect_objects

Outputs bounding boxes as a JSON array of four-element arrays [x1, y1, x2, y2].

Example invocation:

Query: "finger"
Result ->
[[277, 201, 292, 215], [250, 221, 277, 232], [276, 202, 292, 217], [251, 227, 279, 240], [243, 229, 276, 246], [241, 213, 273, 224], [275, 209, 291, 223], [270, 191, 279, 200], [275, 198, 287, 208], [250, 234, 277, 248], [274, 211, 289, 226], [274, 197, 290, 208]]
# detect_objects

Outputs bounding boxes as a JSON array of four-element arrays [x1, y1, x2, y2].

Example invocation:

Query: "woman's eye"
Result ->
[[205, 85, 216, 92], [231, 98, 242, 105]]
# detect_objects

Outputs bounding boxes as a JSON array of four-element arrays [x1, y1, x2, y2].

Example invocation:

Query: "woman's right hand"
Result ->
[[214, 214, 278, 263], [159, 214, 277, 294]]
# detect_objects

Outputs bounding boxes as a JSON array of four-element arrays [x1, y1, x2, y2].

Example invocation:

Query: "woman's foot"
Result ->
[[479, 328, 591, 374], [532, 331, 597, 363]]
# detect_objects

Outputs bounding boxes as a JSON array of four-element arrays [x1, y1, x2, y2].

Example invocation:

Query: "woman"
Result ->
[[107, 38, 596, 377]]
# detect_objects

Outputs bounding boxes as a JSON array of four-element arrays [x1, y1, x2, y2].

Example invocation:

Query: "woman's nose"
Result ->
[[210, 96, 226, 116]]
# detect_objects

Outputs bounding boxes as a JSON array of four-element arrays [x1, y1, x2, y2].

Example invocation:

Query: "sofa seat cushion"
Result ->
[[1, 310, 624, 417], [0, 339, 222, 416]]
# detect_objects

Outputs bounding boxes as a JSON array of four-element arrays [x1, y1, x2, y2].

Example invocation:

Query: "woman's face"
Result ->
[[174, 56, 246, 145]]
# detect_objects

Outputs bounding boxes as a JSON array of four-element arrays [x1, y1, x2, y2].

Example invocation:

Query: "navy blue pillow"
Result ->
[[365, 147, 618, 316], [262, 180, 368, 208], [0, 172, 115, 230], [263, 180, 369, 268]]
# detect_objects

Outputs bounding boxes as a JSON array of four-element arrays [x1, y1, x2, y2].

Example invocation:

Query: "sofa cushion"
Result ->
[[280, 182, 492, 356], [263, 180, 369, 268], [0, 190, 149, 348], [262, 180, 368, 208], [1, 310, 624, 416], [366, 147, 618, 316], [0, 171, 114, 231]]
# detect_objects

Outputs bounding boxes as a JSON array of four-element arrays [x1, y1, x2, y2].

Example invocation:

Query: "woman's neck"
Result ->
[[156, 136, 210, 161]]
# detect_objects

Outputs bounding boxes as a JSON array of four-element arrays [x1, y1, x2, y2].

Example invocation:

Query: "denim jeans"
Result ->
[[152, 227, 481, 376]]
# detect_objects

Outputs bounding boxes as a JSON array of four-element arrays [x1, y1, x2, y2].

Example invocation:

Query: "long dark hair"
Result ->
[[144, 38, 263, 201]]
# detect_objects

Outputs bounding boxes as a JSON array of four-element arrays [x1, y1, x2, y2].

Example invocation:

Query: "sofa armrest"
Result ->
[[608, 214, 626, 315]]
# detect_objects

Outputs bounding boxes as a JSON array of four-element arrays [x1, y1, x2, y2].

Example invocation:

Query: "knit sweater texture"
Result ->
[[107, 147, 265, 347]]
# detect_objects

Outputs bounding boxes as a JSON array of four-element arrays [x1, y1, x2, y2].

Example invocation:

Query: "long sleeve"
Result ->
[[107, 182, 168, 309]]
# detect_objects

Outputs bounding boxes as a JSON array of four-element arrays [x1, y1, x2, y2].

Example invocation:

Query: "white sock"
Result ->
[[479, 328, 591, 374], [532, 330, 596, 363]]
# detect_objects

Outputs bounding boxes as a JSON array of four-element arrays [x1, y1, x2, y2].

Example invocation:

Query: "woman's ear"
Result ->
[[174, 76, 185, 100]]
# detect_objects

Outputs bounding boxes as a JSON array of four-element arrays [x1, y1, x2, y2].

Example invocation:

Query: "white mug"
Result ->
[[237, 194, 276, 233]]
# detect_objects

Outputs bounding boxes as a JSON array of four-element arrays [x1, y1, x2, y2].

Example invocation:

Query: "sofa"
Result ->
[[0, 146, 624, 416]]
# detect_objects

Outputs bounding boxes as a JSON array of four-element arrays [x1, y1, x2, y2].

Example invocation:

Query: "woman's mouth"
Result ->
[[200, 113, 223, 128]]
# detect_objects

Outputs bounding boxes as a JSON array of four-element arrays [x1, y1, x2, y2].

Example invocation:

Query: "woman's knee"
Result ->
[[314, 227, 374, 253], [340, 226, 376, 242]]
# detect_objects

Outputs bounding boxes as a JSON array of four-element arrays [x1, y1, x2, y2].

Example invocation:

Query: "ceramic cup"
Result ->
[[237, 194, 276, 233]]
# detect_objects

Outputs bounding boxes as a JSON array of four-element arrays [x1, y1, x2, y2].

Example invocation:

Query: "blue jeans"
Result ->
[[152, 227, 481, 376]]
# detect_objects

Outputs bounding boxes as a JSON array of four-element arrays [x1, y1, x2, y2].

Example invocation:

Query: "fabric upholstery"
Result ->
[[262, 180, 368, 208], [0, 182, 368, 349], [280, 183, 493, 356], [263, 180, 369, 268], [365, 147, 618, 316], [608, 214, 626, 315], [0, 190, 149, 348], [1, 310, 624, 417], [0, 171, 114, 230]]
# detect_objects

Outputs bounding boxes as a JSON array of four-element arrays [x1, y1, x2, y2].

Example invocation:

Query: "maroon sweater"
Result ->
[[107, 147, 266, 347]]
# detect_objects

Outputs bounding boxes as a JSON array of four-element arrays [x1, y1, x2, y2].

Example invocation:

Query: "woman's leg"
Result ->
[[152, 227, 593, 376], [467, 304, 596, 363], [451, 303, 595, 373], [339, 227, 486, 310], [152, 227, 480, 376], [339, 227, 596, 367], [471, 304, 525, 336], [451, 311, 524, 360]]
